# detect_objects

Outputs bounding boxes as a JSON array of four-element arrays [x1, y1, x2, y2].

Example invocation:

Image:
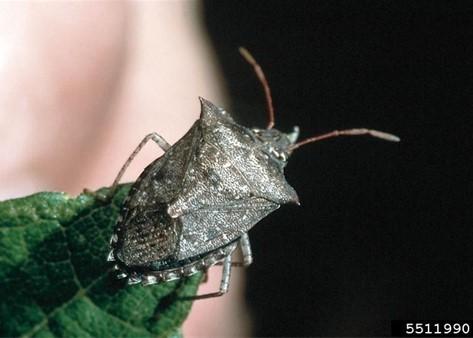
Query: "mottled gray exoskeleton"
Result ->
[[107, 48, 399, 300]]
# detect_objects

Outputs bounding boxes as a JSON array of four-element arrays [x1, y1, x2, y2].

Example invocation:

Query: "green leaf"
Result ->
[[0, 185, 201, 338]]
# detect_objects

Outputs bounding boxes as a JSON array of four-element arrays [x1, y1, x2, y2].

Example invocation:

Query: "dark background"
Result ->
[[204, 1, 473, 337]]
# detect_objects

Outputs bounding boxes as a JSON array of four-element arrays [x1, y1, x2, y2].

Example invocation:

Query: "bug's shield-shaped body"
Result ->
[[110, 98, 299, 283]]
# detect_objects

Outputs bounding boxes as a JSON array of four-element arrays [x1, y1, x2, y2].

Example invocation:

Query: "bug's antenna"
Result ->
[[289, 128, 400, 151], [239, 47, 276, 129]]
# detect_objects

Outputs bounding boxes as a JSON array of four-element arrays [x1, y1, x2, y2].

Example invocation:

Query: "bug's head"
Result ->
[[252, 126, 299, 165]]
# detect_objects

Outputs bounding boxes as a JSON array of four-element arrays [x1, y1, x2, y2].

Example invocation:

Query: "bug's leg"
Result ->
[[104, 132, 171, 199], [216, 233, 253, 267], [187, 255, 233, 300], [201, 268, 210, 283], [237, 233, 253, 266]]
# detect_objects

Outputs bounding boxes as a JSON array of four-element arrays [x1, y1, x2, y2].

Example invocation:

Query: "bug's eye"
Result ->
[[276, 152, 287, 162], [269, 148, 287, 162]]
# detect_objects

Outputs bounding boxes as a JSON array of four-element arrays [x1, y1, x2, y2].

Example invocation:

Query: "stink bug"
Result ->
[[107, 48, 399, 299]]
